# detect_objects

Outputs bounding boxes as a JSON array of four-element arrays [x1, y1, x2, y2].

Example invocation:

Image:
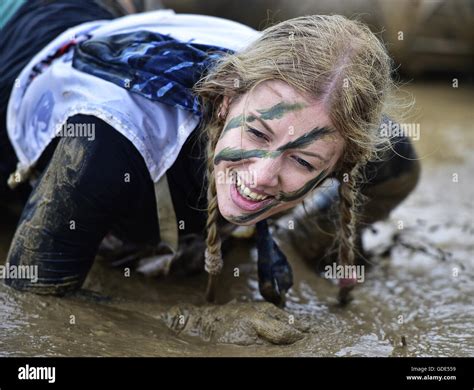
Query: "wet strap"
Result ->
[[256, 219, 293, 307], [153, 173, 179, 254]]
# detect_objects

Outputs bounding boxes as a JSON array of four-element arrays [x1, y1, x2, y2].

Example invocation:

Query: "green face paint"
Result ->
[[221, 101, 307, 136], [275, 169, 328, 202], [258, 101, 306, 121], [227, 169, 329, 224], [214, 126, 333, 166], [276, 127, 333, 153], [227, 201, 277, 224], [222, 113, 253, 134], [214, 147, 279, 165]]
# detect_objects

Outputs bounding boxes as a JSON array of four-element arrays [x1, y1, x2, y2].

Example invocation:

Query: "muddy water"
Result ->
[[1, 83, 473, 356]]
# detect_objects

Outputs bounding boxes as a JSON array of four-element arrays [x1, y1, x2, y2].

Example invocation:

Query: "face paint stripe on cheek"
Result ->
[[276, 168, 329, 202], [214, 147, 280, 165], [225, 169, 328, 224], [227, 201, 277, 224]]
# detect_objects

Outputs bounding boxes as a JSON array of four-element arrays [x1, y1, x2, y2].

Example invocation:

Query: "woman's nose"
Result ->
[[249, 157, 281, 189]]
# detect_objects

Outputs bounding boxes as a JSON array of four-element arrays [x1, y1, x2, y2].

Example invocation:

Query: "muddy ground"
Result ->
[[0, 82, 473, 356]]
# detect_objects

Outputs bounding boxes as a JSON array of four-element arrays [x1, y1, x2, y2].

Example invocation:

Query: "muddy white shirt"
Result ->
[[7, 9, 261, 183]]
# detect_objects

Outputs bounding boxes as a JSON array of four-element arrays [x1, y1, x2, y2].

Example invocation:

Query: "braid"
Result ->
[[204, 118, 225, 302], [337, 164, 361, 304], [338, 166, 358, 267]]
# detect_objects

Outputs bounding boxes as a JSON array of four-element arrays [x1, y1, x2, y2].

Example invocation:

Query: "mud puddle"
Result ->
[[1, 83, 473, 356]]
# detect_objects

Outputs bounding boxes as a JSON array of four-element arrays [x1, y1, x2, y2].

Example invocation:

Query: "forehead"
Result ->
[[240, 80, 334, 134]]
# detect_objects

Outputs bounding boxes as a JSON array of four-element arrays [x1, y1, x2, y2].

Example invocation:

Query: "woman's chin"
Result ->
[[218, 204, 265, 226]]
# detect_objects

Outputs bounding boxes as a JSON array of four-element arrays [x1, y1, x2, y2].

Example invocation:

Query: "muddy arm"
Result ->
[[4, 115, 158, 295]]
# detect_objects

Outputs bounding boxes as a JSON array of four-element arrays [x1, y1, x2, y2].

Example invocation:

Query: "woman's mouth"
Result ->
[[229, 171, 274, 212]]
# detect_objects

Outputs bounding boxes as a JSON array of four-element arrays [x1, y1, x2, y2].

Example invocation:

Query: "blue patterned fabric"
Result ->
[[72, 30, 234, 117]]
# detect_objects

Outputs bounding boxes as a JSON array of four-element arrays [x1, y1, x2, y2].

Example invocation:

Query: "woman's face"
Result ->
[[214, 80, 344, 225]]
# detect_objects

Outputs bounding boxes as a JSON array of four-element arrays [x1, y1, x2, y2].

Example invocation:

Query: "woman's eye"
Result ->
[[247, 127, 269, 142], [292, 156, 315, 172]]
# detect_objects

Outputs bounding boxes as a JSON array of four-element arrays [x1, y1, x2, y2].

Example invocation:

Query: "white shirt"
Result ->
[[7, 9, 261, 183]]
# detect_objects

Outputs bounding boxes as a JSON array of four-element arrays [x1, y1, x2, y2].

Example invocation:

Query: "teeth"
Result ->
[[234, 173, 269, 201]]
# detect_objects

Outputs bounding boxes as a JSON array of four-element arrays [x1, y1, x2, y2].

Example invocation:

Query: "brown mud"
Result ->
[[1, 83, 473, 356]]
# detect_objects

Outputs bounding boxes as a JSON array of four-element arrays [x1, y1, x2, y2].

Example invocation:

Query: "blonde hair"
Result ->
[[193, 14, 395, 299]]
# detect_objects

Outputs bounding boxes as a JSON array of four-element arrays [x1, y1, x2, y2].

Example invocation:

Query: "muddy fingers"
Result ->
[[160, 302, 306, 346]]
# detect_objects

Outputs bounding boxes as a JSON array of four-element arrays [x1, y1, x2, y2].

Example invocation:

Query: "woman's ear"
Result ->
[[219, 94, 242, 121], [217, 96, 233, 122], [219, 96, 231, 119]]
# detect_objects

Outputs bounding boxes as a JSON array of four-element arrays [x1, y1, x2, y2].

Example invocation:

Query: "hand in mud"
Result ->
[[256, 220, 293, 307], [161, 301, 309, 346]]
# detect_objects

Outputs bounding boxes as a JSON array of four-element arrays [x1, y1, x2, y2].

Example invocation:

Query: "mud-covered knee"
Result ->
[[4, 275, 81, 296]]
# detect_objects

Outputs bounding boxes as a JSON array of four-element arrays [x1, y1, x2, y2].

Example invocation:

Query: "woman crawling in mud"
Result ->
[[1, 1, 420, 307]]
